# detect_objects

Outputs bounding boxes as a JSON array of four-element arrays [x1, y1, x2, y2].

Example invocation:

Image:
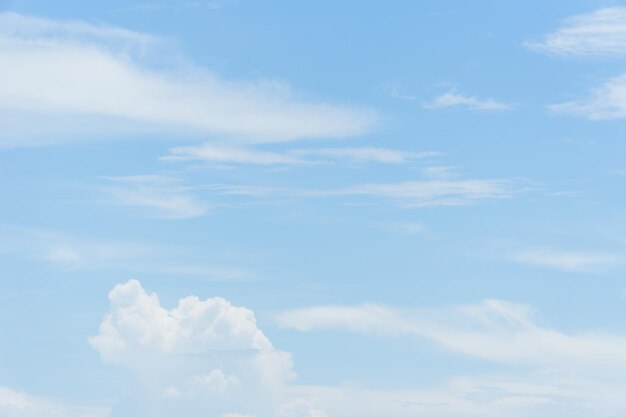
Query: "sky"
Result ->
[[2, 0, 626, 416]]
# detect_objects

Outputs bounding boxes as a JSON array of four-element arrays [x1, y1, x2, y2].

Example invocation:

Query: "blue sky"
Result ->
[[2, 1, 626, 416]]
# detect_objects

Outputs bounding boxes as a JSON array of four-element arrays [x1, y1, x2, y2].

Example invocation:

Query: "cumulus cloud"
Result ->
[[91, 279, 295, 417], [0, 12, 376, 147], [527, 7, 626, 57], [423, 90, 511, 111]]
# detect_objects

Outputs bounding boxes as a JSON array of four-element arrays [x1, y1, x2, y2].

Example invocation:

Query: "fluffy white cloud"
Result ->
[[91, 279, 295, 417], [527, 7, 626, 57], [423, 90, 511, 111], [91, 279, 281, 361], [0, 12, 375, 147]]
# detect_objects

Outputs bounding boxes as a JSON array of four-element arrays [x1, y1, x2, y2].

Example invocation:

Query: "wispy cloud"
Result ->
[[0, 12, 376, 147], [162, 144, 437, 166], [276, 299, 626, 372], [549, 73, 626, 119], [513, 249, 620, 272], [276, 300, 626, 414], [100, 175, 209, 219], [163, 144, 305, 165], [338, 179, 515, 207], [291, 147, 438, 164], [424, 90, 512, 111], [204, 178, 517, 208], [527, 7, 626, 57]]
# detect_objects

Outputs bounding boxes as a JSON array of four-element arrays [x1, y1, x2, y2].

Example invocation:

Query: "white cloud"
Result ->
[[513, 249, 620, 272], [550, 73, 626, 119], [91, 279, 296, 417], [90, 279, 279, 360], [205, 178, 516, 208], [87, 281, 626, 416], [0, 12, 375, 147], [424, 90, 511, 111], [162, 144, 437, 166], [338, 179, 515, 207], [0, 386, 108, 417], [100, 175, 209, 219], [527, 7, 626, 57], [163, 144, 305, 165], [0, 11, 154, 45], [276, 299, 626, 374], [291, 147, 438, 164]]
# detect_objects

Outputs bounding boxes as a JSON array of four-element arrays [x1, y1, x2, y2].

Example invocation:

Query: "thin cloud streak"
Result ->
[[424, 90, 512, 111], [203, 178, 518, 208], [162, 144, 438, 166]]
